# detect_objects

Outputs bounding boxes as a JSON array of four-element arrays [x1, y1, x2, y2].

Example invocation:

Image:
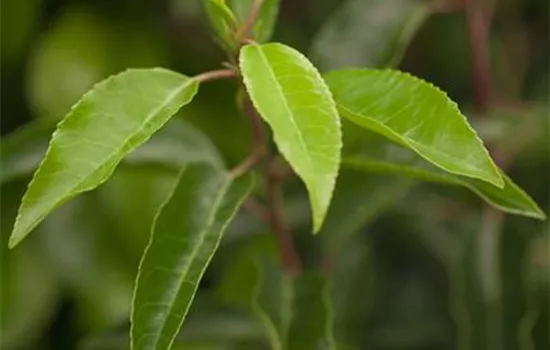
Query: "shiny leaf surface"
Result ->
[[325, 69, 503, 187], [10, 68, 199, 247], [131, 162, 253, 350], [240, 42, 342, 232]]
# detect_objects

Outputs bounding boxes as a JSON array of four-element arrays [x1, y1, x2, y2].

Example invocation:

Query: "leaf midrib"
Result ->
[[146, 173, 231, 350], [251, 44, 317, 184], [11, 76, 197, 246], [336, 103, 501, 186]]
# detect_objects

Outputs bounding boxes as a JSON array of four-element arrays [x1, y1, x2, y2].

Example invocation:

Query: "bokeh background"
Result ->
[[1, 0, 548, 349]]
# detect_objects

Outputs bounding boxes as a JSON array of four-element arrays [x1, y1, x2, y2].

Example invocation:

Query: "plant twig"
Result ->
[[462, 0, 494, 111], [241, 97, 302, 274], [244, 198, 270, 223], [229, 151, 262, 177], [236, 0, 264, 40], [194, 69, 237, 83]]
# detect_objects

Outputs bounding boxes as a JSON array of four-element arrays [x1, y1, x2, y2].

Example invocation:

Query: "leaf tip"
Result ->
[[8, 231, 22, 249]]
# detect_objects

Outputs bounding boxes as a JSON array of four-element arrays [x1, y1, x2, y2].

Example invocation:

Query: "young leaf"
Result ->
[[131, 162, 253, 350], [229, 0, 279, 43], [310, 0, 432, 70], [9, 68, 199, 248], [253, 259, 335, 350], [204, 0, 239, 52], [341, 129, 545, 219], [324, 69, 504, 188], [240, 42, 342, 233]]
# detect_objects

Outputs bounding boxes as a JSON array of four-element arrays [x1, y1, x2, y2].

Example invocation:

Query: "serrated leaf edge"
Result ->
[[9, 68, 198, 248]]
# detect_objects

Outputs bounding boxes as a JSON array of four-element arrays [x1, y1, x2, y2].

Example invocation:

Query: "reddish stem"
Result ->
[[463, 0, 494, 111], [194, 69, 236, 83]]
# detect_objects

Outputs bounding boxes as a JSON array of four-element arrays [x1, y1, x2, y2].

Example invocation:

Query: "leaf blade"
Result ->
[[204, 0, 239, 52], [9, 68, 199, 248], [324, 69, 503, 188], [240, 42, 342, 232], [287, 272, 335, 350], [252, 259, 335, 350], [131, 162, 253, 350], [342, 151, 545, 220]]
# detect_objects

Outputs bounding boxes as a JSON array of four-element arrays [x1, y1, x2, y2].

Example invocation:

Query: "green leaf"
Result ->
[[341, 131, 545, 219], [228, 0, 280, 43], [253, 259, 335, 350], [9, 68, 199, 248], [287, 273, 335, 350], [0, 120, 53, 185], [324, 69, 504, 188], [240, 42, 342, 232], [131, 162, 253, 350], [204, 0, 239, 52], [0, 118, 222, 186], [125, 118, 224, 170], [310, 0, 432, 70]]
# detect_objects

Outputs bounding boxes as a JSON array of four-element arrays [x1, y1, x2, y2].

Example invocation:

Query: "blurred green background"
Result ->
[[0, 0, 548, 349]]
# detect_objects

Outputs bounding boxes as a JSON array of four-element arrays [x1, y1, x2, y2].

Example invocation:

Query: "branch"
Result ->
[[462, 0, 494, 111], [194, 69, 237, 83], [241, 97, 302, 274]]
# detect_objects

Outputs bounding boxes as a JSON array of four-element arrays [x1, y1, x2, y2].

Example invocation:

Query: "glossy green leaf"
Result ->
[[341, 130, 545, 219], [9, 68, 199, 248], [324, 69, 504, 188], [253, 259, 335, 350], [240, 42, 342, 232], [131, 162, 253, 350], [310, 0, 431, 70], [228, 0, 279, 43], [204, 0, 239, 52], [0, 118, 222, 186]]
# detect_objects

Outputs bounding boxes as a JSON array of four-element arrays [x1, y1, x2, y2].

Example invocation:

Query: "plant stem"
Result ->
[[237, 0, 264, 40], [194, 69, 236, 83], [242, 97, 302, 274], [462, 0, 494, 111]]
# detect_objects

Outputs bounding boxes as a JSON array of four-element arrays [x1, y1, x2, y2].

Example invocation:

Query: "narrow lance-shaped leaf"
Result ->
[[131, 162, 253, 350], [240, 42, 342, 232], [324, 69, 504, 188], [0, 118, 223, 185], [253, 259, 335, 350], [287, 273, 335, 350], [341, 130, 545, 219], [204, 0, 239, 52], [310, 0, 432, 70], [228, 0, 280, 43], [9, 68, 199, 248]]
